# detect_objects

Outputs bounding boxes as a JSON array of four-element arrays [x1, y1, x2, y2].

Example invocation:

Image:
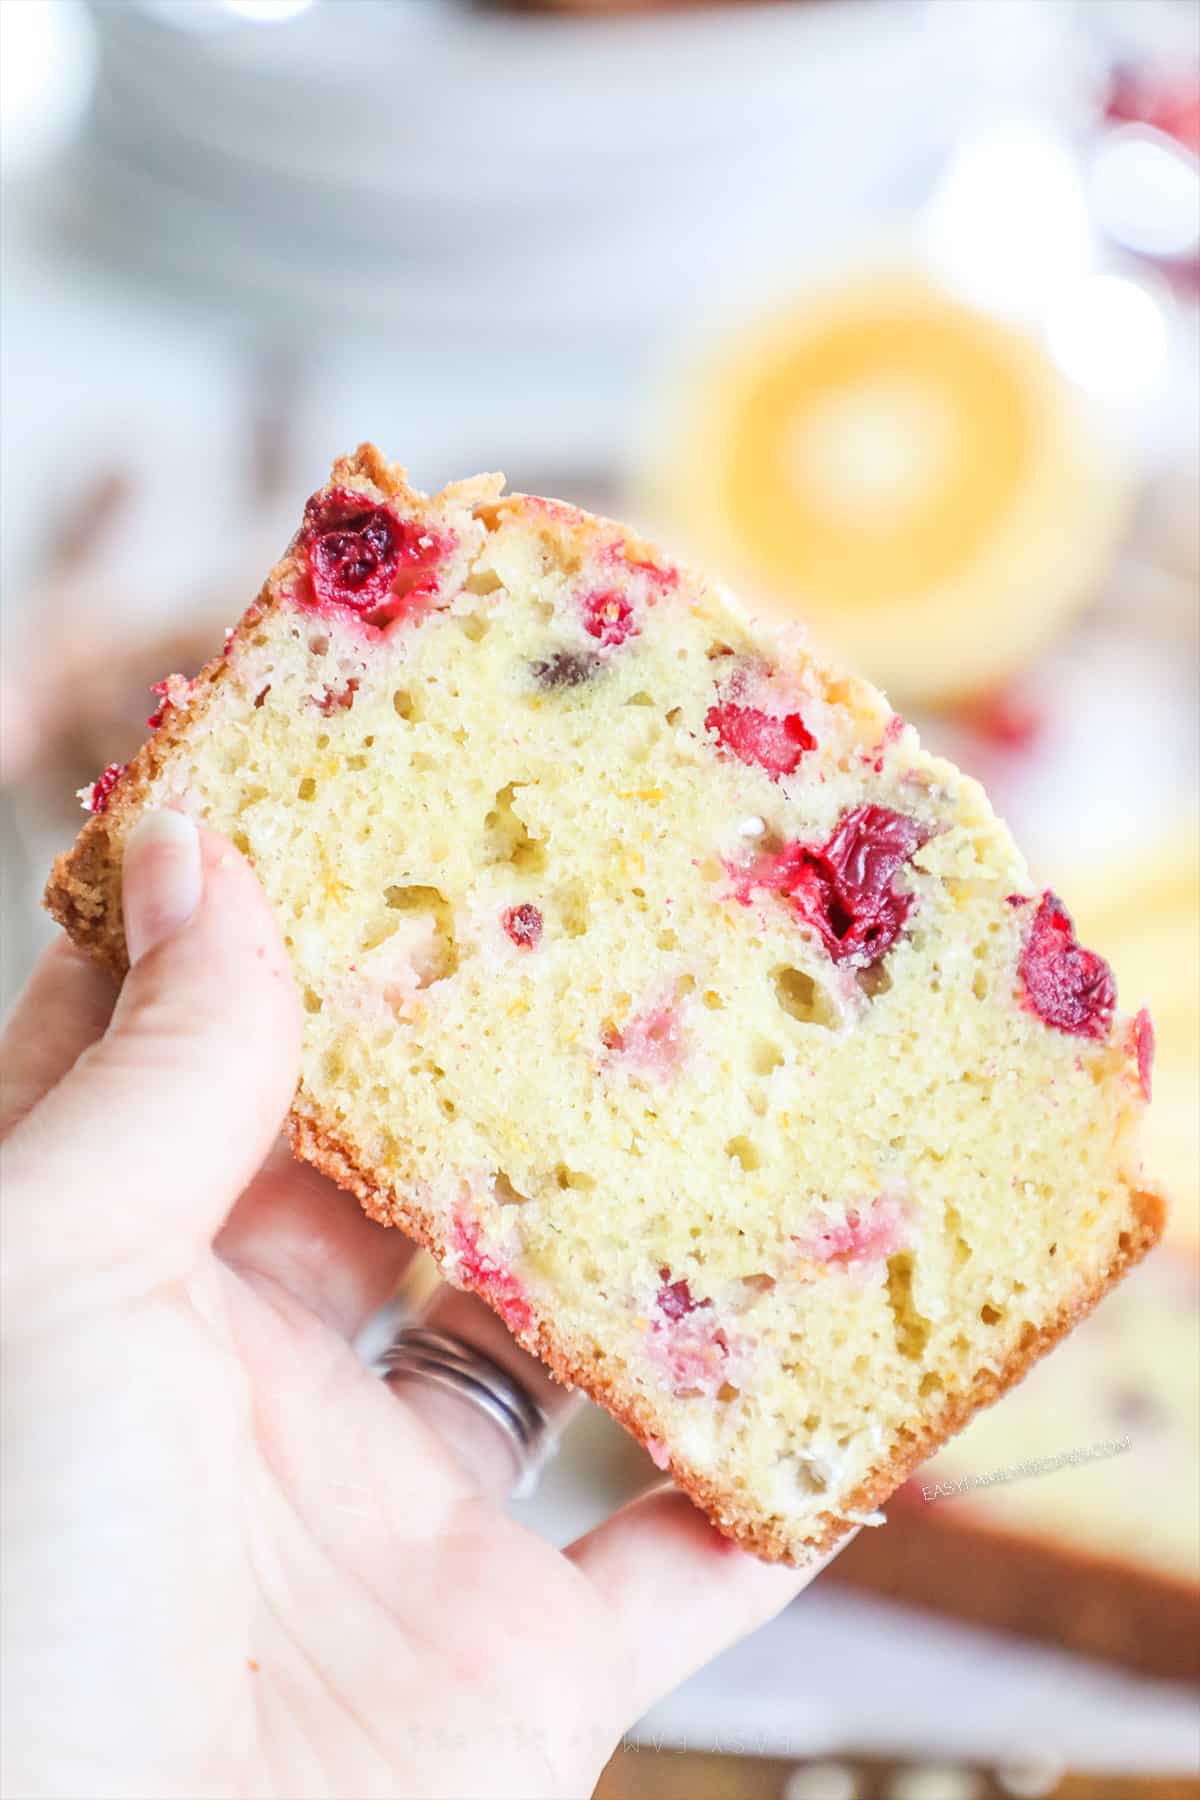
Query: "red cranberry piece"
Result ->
[[301, 487, 449, 621], [303, 488, 402, 611], [581, 588, 638, 648], [1019, 891, 1116, 1039], [147, 681, 171, 731], [706, 699, 816, 779], [147, 673, 192, 730], [503, 903, 543, 949], [731, 804, 931, 966], [88, 762, 125, 814], [656, 1268, 706, 1320]]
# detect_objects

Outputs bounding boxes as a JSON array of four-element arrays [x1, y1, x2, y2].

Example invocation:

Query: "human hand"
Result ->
[[1, 813, 826, 1800]]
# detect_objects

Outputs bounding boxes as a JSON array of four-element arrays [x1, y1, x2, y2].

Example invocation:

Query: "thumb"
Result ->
[[4, 812, 302, 1322]]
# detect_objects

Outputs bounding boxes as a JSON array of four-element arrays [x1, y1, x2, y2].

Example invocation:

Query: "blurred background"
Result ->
[[1, 0, 1197, 1793]]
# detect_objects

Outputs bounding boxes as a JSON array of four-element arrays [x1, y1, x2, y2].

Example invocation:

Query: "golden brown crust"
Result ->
[[43, 588, 272, 968], [831, 1477, 1200, 1682], [42, 444, 1167, 1565]]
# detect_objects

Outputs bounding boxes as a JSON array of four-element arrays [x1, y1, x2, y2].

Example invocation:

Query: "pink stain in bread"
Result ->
[[147, 673, 193, 730], [450, 1208, 533, 1334], [603, 999, 685, 1078], [650, 1268, 733, 1396], [796, 1193, 908, 1268], [861, 712, 906, 774], [652, 1318, 731, 1396], [519, 495, 590, 527], [605, 540, 680, 592], [314, 678, 360, 716]]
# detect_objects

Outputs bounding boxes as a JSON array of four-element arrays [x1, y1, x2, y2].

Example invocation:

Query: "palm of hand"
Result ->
[[11, 1156, 625, 1800]]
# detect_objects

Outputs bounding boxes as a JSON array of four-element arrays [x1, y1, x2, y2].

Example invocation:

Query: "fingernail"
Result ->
[[123, 809, 202, 965]]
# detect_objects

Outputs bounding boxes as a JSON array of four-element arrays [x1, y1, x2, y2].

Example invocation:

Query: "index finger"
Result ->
[[0, 937, 117, 1141], [568, 1486, 848, 1719]]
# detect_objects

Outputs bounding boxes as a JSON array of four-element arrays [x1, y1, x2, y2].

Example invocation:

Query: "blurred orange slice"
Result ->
[[646, 269, 1129, 705]]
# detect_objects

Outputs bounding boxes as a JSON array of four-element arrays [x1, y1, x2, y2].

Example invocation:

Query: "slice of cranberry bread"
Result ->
[[45, 444, 1164, 1562]]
